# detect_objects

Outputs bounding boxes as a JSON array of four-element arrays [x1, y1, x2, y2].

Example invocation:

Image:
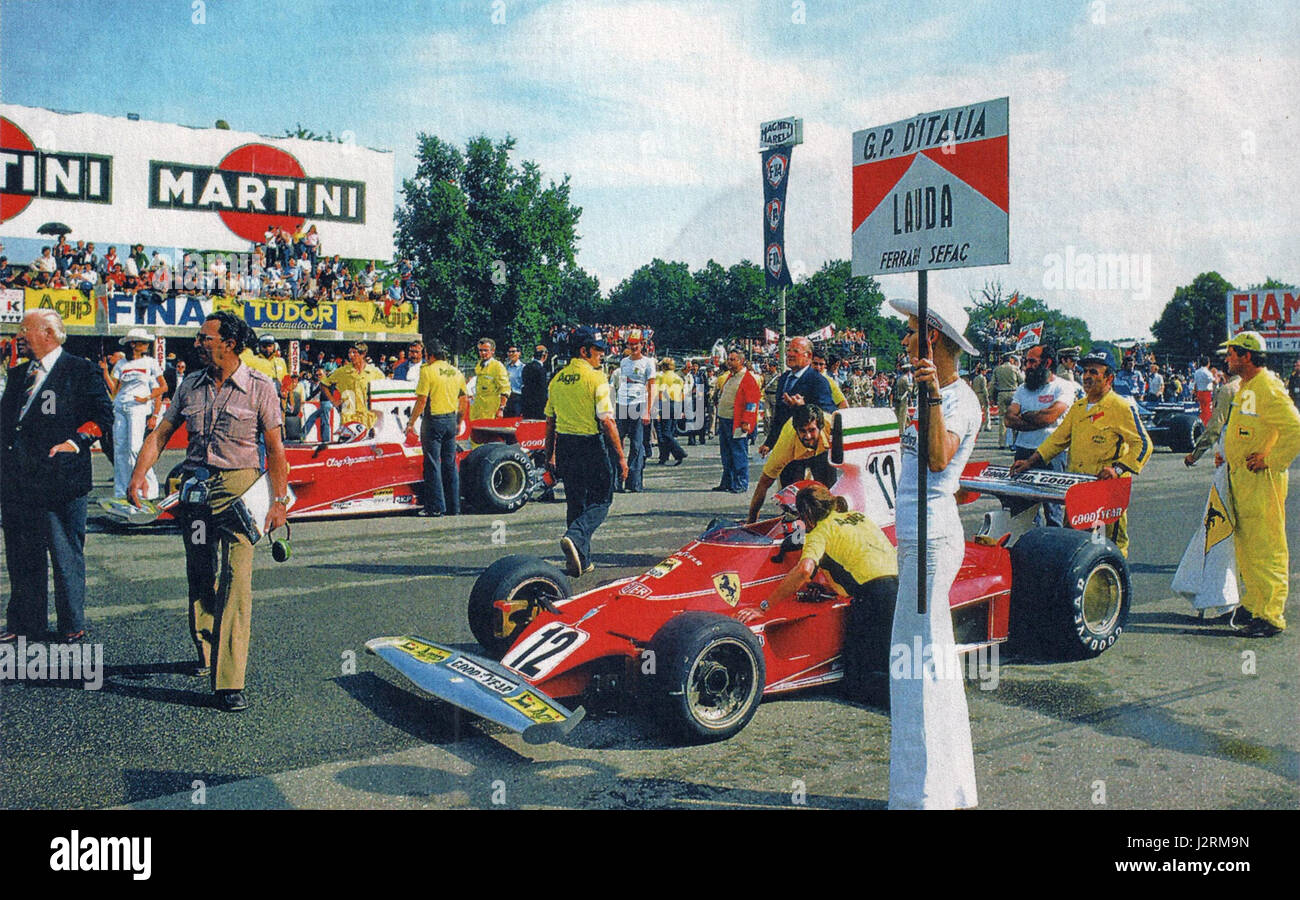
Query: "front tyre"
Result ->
[[467, 555, 571, 659], [650, 613, 765, 742], [1010, 528, 1130, 660]]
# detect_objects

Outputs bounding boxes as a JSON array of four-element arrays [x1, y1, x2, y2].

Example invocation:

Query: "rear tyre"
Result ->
[[649, 612, 765, 742], [462, 443, 531, 513], [1166, 413, 1204, 453], [1009, 527, 1129, 660], [467, 555, 571, 659]]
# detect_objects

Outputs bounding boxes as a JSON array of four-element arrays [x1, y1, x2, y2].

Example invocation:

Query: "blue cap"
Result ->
[[572, 327, 609, 353], [1079, 348, 1116, 371]]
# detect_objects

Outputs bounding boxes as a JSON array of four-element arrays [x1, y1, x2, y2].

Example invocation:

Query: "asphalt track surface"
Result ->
[[1, 428, 1296, 810]]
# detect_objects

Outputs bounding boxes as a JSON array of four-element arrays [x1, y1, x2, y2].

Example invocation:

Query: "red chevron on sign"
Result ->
[[851, 97, 1009, 277]]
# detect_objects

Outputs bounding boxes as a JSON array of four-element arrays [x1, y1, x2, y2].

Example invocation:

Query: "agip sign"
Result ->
[[0, 104, 393, 260]]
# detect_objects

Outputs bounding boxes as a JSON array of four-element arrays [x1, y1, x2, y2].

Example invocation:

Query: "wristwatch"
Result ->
[[272, 495, 292, 506]]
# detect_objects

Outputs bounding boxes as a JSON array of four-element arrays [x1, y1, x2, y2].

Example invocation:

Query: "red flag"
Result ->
[[1007, 292, 1019, 307]]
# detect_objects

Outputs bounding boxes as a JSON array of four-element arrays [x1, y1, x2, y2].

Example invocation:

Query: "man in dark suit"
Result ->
[[1, 309, 113, 642], [759, 336, 837, 463], [521, 344, 549, 419]]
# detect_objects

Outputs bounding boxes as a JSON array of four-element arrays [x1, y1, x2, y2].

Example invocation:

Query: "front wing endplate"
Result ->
[[365, 635, 585, 744]]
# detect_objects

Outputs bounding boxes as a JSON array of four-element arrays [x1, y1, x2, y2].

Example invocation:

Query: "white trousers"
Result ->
[[889, 535, 978, 809], [113, 401, 159, 499]]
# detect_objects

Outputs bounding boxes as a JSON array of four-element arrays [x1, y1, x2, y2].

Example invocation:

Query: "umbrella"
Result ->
[[37, 222, 72, 240]]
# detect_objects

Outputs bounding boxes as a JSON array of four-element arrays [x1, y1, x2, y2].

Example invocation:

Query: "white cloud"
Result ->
[[387, 1, 1296, 339]]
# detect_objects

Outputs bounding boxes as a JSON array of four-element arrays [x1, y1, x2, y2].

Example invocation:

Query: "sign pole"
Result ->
[[779, 285, 787, 361], [916, 268, 929, 615]]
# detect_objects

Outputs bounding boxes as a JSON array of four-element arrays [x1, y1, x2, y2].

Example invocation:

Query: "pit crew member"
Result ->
[[1010, 348, 1152, 556], [544, 327, 628, 577], [470, 337, 511, 422], [406, 341, 468, 517], [746, 404, 835, 523], [1002, 344, 1073, 527], [1214, 332, 1300, 637], [745, 483, 898, 695], [322, 342, 384, 432]]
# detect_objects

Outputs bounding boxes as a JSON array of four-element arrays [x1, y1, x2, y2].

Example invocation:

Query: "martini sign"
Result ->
[[851, 97, 1008, 277]]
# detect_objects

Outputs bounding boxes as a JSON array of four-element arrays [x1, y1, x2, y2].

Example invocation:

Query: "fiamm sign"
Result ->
[[1226, 287, 1300, 353]]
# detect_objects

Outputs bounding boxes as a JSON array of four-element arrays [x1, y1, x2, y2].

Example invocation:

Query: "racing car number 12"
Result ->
[[502, 624, 589, 679]]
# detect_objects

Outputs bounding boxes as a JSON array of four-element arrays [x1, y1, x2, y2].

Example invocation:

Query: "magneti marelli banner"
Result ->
[[762, 146, 793, 289]]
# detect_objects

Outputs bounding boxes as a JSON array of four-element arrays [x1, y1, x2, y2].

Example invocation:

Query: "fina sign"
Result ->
[[851, 97, 1008, 277], [760, 117, 802, 148]]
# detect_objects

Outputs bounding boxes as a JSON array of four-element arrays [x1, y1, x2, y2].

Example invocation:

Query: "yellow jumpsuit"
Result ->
[[1223, 369, 1300, 629], [1036, 389, 1152, 556], [471, 357, 512, 421]]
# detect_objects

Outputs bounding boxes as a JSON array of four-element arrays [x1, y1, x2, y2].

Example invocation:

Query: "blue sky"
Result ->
[[2, 0, 1297, 339]]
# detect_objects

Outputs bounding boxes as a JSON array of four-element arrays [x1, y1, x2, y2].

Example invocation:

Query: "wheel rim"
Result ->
[[492, 460, 528, 501], [1081, 562, 1123, 634], [496, 577, 560, 639], [685, 638, 759, 730]]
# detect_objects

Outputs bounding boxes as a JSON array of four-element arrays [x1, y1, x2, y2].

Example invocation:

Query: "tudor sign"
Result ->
[[150, 143, 366, 242]]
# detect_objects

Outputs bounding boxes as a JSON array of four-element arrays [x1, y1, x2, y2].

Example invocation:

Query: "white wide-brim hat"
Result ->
[[888, 296, 980, 356], [119, 327, 154, 346]]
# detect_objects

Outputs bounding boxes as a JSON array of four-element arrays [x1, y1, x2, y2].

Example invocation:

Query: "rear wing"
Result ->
[[958, 463, 1132, 532], [828, 408, 902, 529]]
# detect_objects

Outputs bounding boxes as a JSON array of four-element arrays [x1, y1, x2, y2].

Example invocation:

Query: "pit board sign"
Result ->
[[851, 97, 1008, 277]]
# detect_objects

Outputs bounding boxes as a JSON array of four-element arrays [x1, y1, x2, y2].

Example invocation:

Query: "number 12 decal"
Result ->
[[867, 454, 897, 509], [502, 624, 589, 678]]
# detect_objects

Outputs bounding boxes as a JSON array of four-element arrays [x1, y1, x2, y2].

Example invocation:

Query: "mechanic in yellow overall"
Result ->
[[1216, 332, 1300, 637], [322, 342, 384, 432], [471, 337, 512, 422], [746, 484, 897, 692], [746, 404, 835, 523], [1011, 348, 1151, 556]]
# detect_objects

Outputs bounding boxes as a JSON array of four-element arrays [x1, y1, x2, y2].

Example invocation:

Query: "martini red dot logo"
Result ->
[[1, 116, 112, 223], [0, 117, 36, 222], [149, 144, 366, 240], [216, 143, 305, 242]]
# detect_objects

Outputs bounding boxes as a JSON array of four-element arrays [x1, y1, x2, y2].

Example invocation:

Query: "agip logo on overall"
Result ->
[[148, 143, 366, 242], [1, 116, 112, 223]]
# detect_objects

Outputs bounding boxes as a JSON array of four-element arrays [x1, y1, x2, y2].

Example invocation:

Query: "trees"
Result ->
[[788, 260, 899, 353], [395, 134, 583, 352], [966, 281, 1091, 355], [1149, 272, 1233, 362]]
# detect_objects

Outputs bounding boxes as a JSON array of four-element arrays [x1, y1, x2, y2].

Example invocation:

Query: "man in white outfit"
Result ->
[[101, 328, 164, 499], [887, 295, 981, 810]]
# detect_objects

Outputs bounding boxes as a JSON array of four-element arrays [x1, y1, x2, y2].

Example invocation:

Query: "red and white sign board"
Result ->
[[1226, 288, 1300, 353], [1014, 320, 1044, 350], [851, 97, 1008, 277]]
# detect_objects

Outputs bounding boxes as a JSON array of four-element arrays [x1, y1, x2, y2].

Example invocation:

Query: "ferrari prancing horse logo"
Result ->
[[713, 572, 741, 607]]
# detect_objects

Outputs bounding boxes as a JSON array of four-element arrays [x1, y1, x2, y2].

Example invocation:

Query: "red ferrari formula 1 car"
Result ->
[[369, 408, 1134, 744], [95, 379, 555, 526]]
